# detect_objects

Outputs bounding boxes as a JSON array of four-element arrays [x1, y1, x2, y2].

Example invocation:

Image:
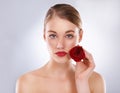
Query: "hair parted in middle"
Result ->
[[44, 4, 82, 30]]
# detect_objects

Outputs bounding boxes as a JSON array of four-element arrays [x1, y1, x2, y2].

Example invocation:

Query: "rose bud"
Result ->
[[69, 45, 86, 62]]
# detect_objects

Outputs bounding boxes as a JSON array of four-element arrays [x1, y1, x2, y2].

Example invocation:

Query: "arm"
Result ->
[[15, 75, 32, 93], [75, 49, 106, 93], [75, 49, 95, 93], [75, 78, 91, 93], [16, 76, 27, 93], [92, 73, 106, 93]]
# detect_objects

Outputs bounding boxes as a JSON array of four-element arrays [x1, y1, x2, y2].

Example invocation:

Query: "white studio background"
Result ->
[[0, 0, 120, 93]]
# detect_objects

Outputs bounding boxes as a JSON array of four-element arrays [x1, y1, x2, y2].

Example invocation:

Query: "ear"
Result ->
[[43, 27, 46, 41], [78, 29, 83, 42], [43, 34, 46, 41], [43, 34, 45, 40], [43, 30, 46, 41]]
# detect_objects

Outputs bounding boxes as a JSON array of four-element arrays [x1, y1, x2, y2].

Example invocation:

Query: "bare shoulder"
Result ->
[[90, 71, 104, 81], [89, 71, 106, 93], [16, 67, 45, 93]]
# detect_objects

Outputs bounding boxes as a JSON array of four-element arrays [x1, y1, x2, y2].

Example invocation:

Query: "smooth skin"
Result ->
[[16, 16, 106, 93]]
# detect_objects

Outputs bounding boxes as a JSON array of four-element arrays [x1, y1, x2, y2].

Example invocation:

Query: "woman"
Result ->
[[16, 4, 106, 93]]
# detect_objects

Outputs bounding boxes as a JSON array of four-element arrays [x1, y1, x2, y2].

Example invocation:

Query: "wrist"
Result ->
[[75, 75, 89, 82], [76, 78, 89, 85], [75, 79, 90, 93]]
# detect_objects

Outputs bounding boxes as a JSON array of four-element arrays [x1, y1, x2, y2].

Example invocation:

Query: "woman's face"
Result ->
[[44, 16, 83, 63]]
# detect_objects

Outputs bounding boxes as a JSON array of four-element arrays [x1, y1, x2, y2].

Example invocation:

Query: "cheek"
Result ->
[[65, 37, 78, 51], [66, 42, 76, 50], [46, 39, 57, 50]]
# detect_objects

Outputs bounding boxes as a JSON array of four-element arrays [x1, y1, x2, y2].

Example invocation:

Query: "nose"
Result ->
[[56, 38, 64, 49]]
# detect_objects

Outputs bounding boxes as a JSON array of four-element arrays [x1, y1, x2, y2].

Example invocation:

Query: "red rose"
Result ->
[[69, 45, 85, 62]]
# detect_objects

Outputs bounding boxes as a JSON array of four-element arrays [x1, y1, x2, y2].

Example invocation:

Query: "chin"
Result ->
[[53, 56, 70, 64]]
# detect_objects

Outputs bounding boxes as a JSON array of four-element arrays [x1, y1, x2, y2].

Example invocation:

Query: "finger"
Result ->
[[81, 49, 96, 73], [84, 59, 96, 75], [76, 61, 88, 73], [82, 48, 95, 65]]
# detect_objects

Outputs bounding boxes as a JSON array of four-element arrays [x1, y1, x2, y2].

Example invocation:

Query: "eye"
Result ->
[[65, 34, 74, 39], [49, 34, 57, 39]]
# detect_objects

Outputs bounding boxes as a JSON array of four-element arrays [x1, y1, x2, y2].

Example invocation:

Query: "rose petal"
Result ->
[[69, 45, 85, 62]]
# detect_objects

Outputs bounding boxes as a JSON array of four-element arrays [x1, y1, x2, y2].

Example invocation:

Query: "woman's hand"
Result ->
[[75, 49, 95, 80], [75, 49, 95, 93]]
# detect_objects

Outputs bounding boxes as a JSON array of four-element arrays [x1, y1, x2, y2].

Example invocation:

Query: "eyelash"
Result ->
[[49, 34, 57, 39], [65, 34, 74, 39], [48, 34, 74, 39]]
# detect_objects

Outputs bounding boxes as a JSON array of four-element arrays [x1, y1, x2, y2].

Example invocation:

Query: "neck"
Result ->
[[45, 59, 75, 78]]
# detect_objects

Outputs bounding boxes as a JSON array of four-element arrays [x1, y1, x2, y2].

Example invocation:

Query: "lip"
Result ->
[[55, 51, 67, 57]]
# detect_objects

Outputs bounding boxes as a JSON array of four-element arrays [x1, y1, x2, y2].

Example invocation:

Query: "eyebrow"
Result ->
[[65, 30, 75, 33], [48, 30, 56, 33], [48, 30, 75, 33]]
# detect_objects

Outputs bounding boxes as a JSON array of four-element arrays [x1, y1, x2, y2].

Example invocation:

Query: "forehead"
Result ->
[[45, 16, 78, 32]]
